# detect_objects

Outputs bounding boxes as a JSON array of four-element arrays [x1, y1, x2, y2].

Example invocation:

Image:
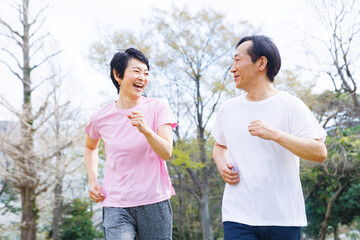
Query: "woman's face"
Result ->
[[117, 58, 149, 99]]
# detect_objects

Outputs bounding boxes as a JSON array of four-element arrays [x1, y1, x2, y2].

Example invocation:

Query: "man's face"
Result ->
[[230, 41, 257, 90]]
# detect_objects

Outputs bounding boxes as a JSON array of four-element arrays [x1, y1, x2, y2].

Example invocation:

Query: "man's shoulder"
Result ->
[[221, 95, 245, 107], [277, 91, 304, 105]]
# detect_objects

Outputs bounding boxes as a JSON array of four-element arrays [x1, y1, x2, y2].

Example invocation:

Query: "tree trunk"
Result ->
[[198, 136, 213, 240], [200, 188, 213, 240], [319, 181, 348, 240], [20, 186, 37, 240], [20, 1, 38, 239], [351, 93, 360, 114], [177, 172, 186, 240], [334, 224, 339, 240], [51, 181, 63, 240]]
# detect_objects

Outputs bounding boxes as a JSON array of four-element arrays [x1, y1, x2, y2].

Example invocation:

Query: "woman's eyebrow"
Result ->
[[132, 66, 148, 71]]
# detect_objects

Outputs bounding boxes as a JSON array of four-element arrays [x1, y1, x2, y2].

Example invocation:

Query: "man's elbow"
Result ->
[[311, 140, 327, 163], [315, 152, 327, 163], [314, 146, 327, 163]]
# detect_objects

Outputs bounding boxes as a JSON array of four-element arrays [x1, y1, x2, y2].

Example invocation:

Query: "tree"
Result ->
[[148, 8, 254, 240], [0, 1, 76, 239], [48, 76, 83, 240], [307, 0, 360, 113], [60, 198, 103, 240], [302, 125, 360, 239], [300, 0, 360, 238]]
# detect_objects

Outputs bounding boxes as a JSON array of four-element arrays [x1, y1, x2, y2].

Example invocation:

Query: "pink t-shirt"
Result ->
[[84, 96, 177, 207]]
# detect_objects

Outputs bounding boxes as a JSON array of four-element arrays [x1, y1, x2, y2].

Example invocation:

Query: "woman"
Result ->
[[84, 48, 177, 240]]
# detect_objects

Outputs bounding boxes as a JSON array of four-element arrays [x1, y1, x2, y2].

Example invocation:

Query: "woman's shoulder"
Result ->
[[142, 96, 168, 107], [89, 101, 115, 121]]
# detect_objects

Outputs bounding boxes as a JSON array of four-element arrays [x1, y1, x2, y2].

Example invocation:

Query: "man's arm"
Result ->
[[248, 120, 327, 163], [213, 142, 240, 185]]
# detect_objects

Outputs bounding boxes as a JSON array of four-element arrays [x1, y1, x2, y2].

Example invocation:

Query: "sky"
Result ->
[[0, 0, 342, 120]]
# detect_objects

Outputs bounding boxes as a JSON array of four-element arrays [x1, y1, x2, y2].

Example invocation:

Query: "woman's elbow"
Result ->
[[161, 146, 173, 161], [162, 151, 172, 161]]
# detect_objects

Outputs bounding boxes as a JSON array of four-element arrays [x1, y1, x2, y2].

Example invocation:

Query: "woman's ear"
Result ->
[[257, 56, 268, 71], [113, 69, 122, 85]]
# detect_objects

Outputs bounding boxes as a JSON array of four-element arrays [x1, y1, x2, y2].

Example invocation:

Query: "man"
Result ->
[[212, 35, 327, 240]]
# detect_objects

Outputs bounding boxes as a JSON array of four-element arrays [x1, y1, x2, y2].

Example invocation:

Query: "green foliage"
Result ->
[[60, 198, 103, 240], [313, 91, 359, 128], [172, 140, 205, 170], [332, 181, 360, 226], [0, 180, 20, 214], [302, 125, 360, 238], [326, 126, 360, 175], [168, 136, 224, 239], [274, 70, 316, 104]]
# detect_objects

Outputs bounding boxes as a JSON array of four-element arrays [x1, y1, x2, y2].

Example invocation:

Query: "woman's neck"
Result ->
[[115, 95, 142, 109]]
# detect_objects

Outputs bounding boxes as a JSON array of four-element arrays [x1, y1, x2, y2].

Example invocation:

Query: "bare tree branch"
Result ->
[[31, 50, 61, 71]]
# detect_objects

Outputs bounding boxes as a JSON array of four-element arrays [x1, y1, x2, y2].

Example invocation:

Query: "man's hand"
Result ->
[[218, 162, 240, 185], [89, 183, 105, 203], [248, 119, 276, 140]]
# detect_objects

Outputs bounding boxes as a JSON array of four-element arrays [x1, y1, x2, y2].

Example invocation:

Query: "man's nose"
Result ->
[[230, 63, 236, 73]]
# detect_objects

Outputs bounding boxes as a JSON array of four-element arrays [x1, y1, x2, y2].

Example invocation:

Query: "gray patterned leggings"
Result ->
[[102, 199, 173, 240]]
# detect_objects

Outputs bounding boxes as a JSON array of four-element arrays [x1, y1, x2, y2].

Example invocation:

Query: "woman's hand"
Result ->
[[127, 110, 151, 135], [89, 182, 105, 203], [127, 111, 174, 160]]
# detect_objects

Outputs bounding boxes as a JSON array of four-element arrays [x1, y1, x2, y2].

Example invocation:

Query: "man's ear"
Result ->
[[257, 56, 268, 71]]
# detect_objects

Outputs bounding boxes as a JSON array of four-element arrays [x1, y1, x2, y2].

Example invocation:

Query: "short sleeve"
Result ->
[[290, 98, 327, 141], [211, 103, 227, 146], [157, 99, 177, 130], [84, 113, 101, 140]]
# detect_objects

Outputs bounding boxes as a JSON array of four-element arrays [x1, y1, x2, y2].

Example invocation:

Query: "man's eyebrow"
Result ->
[[233, 54, 241, 59]]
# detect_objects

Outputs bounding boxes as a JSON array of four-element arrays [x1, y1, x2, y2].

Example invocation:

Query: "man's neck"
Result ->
[[245, 80, 278, 102]]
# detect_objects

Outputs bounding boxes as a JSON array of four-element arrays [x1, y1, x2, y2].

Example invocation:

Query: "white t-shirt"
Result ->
[[211, 91, 326, 226]]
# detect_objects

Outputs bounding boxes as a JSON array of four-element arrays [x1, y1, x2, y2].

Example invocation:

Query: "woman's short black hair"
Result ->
[[110, 48, 150, 93], [236, 35, 281, 82]]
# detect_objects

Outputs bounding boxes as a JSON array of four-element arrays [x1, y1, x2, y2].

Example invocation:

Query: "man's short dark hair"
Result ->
[[236, 35, 281, 82], [110, 48, 150, 94]]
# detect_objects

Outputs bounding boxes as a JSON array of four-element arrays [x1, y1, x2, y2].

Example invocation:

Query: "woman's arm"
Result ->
[[144, 124, 173, 161], [84, 135, 105, 203], [127, 111, 173, 160]]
